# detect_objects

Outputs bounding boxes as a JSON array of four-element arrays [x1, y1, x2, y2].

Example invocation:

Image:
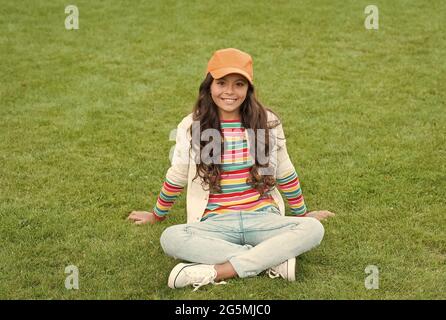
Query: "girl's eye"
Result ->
[[237, 82, 245, 86]]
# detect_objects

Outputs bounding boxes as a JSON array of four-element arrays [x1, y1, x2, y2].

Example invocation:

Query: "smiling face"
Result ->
[[210, 73, 249, 120]]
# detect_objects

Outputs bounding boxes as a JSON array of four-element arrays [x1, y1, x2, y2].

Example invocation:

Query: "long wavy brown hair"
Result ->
[[189, 73, 283, 196]]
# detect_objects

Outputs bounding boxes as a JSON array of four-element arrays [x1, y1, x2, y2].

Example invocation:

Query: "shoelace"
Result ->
[[192, 276, 227, 292], [266, 269, 280, 279], [183, 268, 227, 292]]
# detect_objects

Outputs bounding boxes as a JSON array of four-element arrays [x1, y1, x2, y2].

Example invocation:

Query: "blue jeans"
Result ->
[[160, 207, 325, 278]]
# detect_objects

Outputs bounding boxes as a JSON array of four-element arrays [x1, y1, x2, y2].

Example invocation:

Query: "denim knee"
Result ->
[[305, 218, 325, 245], [160, 225, 186, 257]]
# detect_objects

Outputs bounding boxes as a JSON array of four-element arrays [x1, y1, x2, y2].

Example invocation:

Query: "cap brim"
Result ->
[[209, 67, 253, 84]]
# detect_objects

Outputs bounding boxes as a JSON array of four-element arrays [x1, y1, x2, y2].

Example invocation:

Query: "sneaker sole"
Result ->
[[168, 263, 200, 289], [288, 258, 296, 282]]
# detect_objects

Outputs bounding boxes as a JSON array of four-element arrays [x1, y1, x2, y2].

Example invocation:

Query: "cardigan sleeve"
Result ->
[[151, 118, 191, 220], [273, 121, 308, 216]]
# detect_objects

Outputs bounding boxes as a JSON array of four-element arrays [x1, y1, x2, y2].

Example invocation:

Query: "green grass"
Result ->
[[1, 0, 445, 299]]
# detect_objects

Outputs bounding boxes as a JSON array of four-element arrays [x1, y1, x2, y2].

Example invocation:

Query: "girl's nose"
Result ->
[[224, 84, 235, 94]]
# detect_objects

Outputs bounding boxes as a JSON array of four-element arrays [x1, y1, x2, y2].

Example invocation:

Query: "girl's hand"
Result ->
[[127, 211, 159, 225], [305, 210, 335, 221]]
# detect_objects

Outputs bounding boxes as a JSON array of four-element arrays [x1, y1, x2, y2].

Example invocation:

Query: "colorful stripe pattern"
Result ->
[[152, 119, 308, 220], [152, 178, 184, 220], [276, 170, 307, 216], [201, 120, 280, 220]]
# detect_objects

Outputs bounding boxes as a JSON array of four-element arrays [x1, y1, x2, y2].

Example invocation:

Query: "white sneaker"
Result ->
[[168, 263, 227, 291], [266, 258, 296, 281]]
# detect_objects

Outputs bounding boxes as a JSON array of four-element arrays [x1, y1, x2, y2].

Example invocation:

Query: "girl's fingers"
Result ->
[[128, 213, 143, 221], [128, 211, 149, 219], [315, 211, 335, 221], [127, 213, 138, 220], [127, 212, 149, 224], [323, 212, 335, 220]]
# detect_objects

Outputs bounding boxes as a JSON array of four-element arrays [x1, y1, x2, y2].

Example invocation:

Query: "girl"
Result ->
[[128, 48, 335, 291]]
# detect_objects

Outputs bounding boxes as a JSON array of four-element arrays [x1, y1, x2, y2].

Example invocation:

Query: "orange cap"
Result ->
[[207, 48, 253, 84]]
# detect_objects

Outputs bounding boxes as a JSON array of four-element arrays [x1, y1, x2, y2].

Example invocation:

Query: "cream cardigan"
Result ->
[[166, 111, 296, 224]]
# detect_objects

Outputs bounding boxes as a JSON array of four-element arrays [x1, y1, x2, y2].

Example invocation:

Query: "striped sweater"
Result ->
[[152, 119, 307, 221]]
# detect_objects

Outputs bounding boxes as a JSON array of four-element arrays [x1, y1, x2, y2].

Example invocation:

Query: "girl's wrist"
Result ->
[[152, 211, 166, 221]]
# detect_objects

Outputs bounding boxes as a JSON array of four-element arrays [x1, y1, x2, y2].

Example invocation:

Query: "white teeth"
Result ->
[[222, 98, 237, 105]]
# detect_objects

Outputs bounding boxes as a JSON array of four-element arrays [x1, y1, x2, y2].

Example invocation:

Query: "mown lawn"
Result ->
[[0, 0, 445, 299]]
